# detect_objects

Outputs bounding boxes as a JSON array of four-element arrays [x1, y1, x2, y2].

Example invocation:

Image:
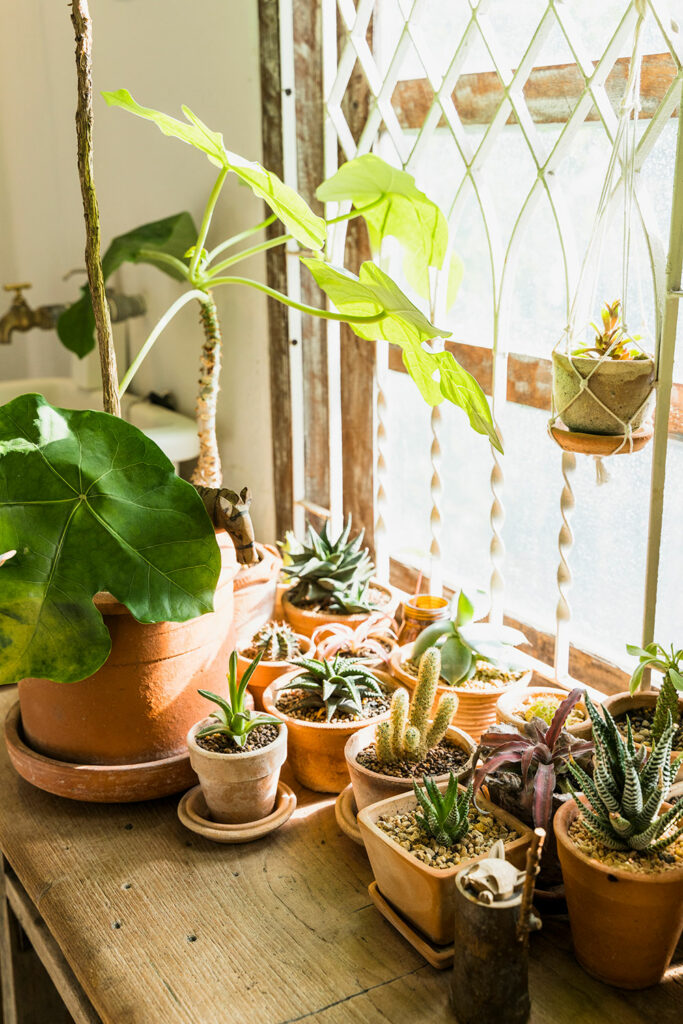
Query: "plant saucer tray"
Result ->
[[368, 882, 454, 969], [549, 420, 653, 455], [335, 784, 364, 847], [177, 781, 296, 844]]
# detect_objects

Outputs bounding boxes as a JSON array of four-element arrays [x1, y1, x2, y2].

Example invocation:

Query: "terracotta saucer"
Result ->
[[335, 784, 364, 847], [549, 420, 653, 455], [177, 782, 296, 843], [4, 701, 197, 803], [368, 882, 454, 970]]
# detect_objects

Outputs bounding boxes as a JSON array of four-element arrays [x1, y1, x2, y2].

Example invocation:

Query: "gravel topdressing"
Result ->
[[275, 686, 391, 723], [613, 708, 683, 752], [568, 815, 683, 875], [356, 738, 471, 779], [403, 657, 525, 692], [377, 806, 520, 870], [195, 723, 279, 754]]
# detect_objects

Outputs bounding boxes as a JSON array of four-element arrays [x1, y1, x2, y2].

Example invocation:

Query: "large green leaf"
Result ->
[[316, 154, 447, 298], [57, 212, 198, 358], [103, 90, 326, 250], [0, 394, 220, 685]]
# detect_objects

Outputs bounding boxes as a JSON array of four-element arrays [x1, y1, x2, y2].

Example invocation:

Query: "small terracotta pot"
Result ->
[[358, 786, 532, 945], [262, 669, 395, 793], [232, 543, 283, 646], [344, 722, 476, 812], [554, 797, 683, 988], [496, 686, 590, 739], [236, 633, 314, 711], [187, 719, 287, 824], [390, 644, 531, 743], [601, 691, 683, 783], [282, 582, 396, 639], [552, 351, 655, 436]]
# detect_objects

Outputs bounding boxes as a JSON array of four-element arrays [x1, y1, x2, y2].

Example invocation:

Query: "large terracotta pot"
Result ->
[[187, 718, 287, 824], [554, 797, 683, 988], [552, 351, 655, 435], [358, 786, 532, 945], [496, 686, 591, 739], [344, 721, 475, 812], [262, 669, 395, 793], [390, 644, 531, 743], [232, 543, 282, 646], [282, 582, 396, 639], [18, 532, 239, 766], [236, 632, 314, 711], [602, 690, 683, 783]]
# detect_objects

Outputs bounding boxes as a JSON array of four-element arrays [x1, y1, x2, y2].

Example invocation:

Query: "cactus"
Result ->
[[414, 773, 473, 847], [246, 621, 301, 662], [279, 518, 376, 614], [377, 648, 457, 764], [568, 694, 683, 852]]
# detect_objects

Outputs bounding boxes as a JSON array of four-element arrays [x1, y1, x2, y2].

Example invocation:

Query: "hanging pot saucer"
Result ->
[[549, 420, 653, 456]]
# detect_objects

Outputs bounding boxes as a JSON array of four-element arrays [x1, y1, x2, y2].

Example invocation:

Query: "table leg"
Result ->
[[0, 853, 18, 1024]]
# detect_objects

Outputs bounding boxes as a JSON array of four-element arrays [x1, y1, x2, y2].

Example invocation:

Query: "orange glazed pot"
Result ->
[[17, 532, 239, 766], [282, 582, 396, 639], [554, 798, 683, 989], [235, 633, 314, 711]]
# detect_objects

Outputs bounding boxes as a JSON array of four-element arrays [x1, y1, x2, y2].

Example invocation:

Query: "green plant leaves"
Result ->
[[103, 90, 326, 250], [57, 212, 198, 357], [317, 153, 447, 298], [0, 394, 221, 685]]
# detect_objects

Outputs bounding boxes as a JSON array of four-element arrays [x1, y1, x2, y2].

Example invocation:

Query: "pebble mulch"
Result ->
[[613, 709, 683, 752], [376, 806, 519, 870], [357, 738, 471, 779], [404, 657, 525, 692], [568, 816, 683, 875], [195, 723, 279, 754], [275, 687, 391, 723]]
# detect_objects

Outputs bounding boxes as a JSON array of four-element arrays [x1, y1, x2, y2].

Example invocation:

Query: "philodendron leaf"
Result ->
[[0, 394, 220, 685], [57, 212, 198, 358], [103, 90, 326, 250], [316, 153, 447, 297]]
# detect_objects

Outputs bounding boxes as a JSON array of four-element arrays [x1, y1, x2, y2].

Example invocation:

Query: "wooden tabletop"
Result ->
[[0, 687, 681, 1024]]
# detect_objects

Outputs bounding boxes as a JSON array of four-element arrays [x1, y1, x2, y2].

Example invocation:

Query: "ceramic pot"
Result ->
[[187, 718, 287, 824], [358, 786, 532, 945], [551, 351, 655, 436], [262, 669, 395, 793], [554, 797, 683, 988], [344, 722, 476, 812], [17, 532, 239, 767], [282, 582, 396, 639], [232, 543, 283, 646], [496, 686, 591, 739], [236, 633, 314, 711], [390, 644, 531, 743], [601, 690, 683, 783]]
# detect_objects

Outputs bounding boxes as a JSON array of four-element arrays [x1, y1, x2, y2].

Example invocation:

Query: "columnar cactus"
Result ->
[[376, 648, 458, 764]]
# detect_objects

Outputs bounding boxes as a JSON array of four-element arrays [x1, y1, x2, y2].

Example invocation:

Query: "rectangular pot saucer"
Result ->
[[368, 882, 454, 970]]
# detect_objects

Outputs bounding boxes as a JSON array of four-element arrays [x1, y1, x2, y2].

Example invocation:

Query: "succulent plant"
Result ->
[[568, 694, 683, 851], [245, 621, 302, 662], [281, 519, 376, 614], [473, 689, 594, 829], [278, 655, 384, 722], [572, 299, 648, 361], [376, 648, 457, 764], [197, 652, 279, 748], [414, 772, 473, 847], [312, 613, 397, 663], [627, 640, 682, 745]]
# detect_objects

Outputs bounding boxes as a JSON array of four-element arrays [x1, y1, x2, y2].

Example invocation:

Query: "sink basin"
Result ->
[[0, 377, 199, 466]]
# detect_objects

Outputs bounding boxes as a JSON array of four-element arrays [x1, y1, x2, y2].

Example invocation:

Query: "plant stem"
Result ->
[[136, 249, 190, 278], [205, 215, 277, 264], [191, 293, 223, 488], [206, 234, 293, 277], [189, 168, 228, 280], [207, 275, 387, 323], [70, 0, 120, 417]]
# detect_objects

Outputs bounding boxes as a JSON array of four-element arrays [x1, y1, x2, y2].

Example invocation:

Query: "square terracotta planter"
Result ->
[[358, 786, 532, 945]]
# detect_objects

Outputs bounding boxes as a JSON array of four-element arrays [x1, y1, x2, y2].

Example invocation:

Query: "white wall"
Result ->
[[0, 0, 275, 539]]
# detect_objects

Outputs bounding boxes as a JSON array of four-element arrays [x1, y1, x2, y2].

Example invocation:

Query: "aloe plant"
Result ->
[[414, 773, 473, 847], [277, 655, 384, 722], [197, 652, 279, 748]]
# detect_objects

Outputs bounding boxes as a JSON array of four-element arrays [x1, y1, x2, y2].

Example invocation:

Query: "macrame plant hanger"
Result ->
[[548, 0, 656, 482]]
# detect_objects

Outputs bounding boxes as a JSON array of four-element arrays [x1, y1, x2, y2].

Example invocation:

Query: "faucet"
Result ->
[[0, 282, 146, 345]]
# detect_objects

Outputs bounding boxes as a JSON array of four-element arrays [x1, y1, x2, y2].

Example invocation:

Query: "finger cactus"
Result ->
[[376, 648, 457, 764], [246, 621, 302, 662]]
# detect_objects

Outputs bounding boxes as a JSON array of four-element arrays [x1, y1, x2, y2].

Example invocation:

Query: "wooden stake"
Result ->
[[517, 827, 545, 945], [70, 0, 120, 417]]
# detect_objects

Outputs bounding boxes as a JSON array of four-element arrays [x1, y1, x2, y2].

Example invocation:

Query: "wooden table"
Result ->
[[0, 687, 681, 1024]]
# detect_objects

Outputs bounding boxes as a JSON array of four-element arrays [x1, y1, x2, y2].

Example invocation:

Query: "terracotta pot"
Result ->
[[344, 722, 476, 812], [262, 669, 395, 793], [554, 797, 683, 988], [274, 575, 293, 619], [496, 686, 590, 738], [282, 582, 396, 639], [17, 532, 240, 767], [358, 786, 532, 945], [232, 543, 282, 646], [186, 718, 287, 824], [236, 633, 314, 711], [390, 644, 531, 743], [551, 351, 655, 436], [601, 690, 683, 783]]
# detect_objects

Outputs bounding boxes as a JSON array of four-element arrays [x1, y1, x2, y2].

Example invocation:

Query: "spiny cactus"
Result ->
[[376, 648, 457, 764], [247, 621, 301, 662], [568, 694, 683, 852], [280, 519, 376, 614], [414, 773, 473, 847], [278, 655, 383, 722]]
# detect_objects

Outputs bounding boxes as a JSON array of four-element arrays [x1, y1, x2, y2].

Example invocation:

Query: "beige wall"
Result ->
[[0, 0, 275, 539]]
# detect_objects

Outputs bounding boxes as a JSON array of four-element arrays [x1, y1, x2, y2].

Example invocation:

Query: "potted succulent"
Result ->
[[473, 689, 594, 889], [358, 773, 532, 945], [312, 613, 397, 669], [345, 648, 475, 811], [187, 652, 286, 824], [556, 694, 683, 988], [281, 520, 395, 638], [236, 621, 313, 711], [262, 656, 395, 792], [496, 686, 590, 738], [390, 591, 532, 740]]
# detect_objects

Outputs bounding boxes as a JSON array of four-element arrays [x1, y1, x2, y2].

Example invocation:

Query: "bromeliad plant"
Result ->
[[572, 299, 648, 361], [376, 648, 457, 763], [414, 772, 473, 847], [197, 652, 279, 748], [568, 694, 683, 851], [278, 656, 385, 722], [283, 519, 376, 614]]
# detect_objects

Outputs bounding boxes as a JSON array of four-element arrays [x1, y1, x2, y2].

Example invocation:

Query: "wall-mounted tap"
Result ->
[[0, 282, 146, 345]]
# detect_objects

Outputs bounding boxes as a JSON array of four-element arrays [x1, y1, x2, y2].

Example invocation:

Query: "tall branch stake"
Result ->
[[70, 0, 120, 417]]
